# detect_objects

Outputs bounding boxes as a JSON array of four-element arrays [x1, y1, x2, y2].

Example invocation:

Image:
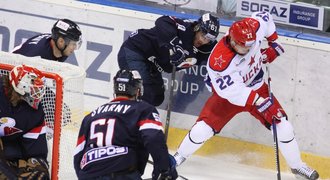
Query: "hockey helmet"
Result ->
[[9, 65, 45, 109], [196, 13, 220, 42], [51, 19, 82, 49], [229, 19, 256, 47], [113, 69, 143, 98]]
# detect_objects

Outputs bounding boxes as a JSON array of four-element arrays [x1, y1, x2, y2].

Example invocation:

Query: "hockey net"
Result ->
[[0, 51, 85, 180]]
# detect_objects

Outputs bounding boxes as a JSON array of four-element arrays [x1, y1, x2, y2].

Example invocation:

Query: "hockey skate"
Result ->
[[173, 152, 186, 167], [291, 164, 319, 180]]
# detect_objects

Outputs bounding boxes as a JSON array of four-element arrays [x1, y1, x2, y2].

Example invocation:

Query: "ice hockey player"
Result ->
[[0, 65, 49, 179], [12, 18, 82, 62], [74, 69, 178, 180], [173, 11, 319, 180], [118, 13, 220, 106]]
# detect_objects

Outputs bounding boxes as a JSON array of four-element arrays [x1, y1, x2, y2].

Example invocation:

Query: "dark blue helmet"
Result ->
[[113, 69, 143, 98], [52, 19, 82, 42], [197, 13, 220, 42]]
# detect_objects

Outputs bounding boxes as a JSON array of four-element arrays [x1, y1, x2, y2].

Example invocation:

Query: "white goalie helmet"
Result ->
[[9, 65, 46, 109]]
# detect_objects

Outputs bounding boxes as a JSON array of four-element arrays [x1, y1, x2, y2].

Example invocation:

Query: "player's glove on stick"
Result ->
[[261, 41, 284, 63], [152, 154, 178, 180], [255, 95, 285, 124]]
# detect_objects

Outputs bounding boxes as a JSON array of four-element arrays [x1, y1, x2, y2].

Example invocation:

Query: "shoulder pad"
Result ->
[[243, 18, 260, 33], [208, 38, 235, 72]]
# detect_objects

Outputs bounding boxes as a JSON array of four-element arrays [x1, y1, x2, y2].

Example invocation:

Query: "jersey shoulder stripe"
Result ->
[[74, 135, 86, 155], [208, 38, 235, 72], [138, 119, 163, 131], [22, 121, 46, 139]]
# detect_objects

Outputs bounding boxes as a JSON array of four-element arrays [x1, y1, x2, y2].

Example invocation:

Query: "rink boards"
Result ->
[[1, 0, 330, 179]]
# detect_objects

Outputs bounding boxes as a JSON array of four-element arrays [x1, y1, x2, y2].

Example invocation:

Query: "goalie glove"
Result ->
[[261, 41, 284, 63]]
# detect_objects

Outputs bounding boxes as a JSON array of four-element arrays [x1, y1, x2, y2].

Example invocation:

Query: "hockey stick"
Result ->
[[146, 65, 189, 180], [265, 64, 281, 180], [164, 64, 176, 141], [145, 160, 189, 180]]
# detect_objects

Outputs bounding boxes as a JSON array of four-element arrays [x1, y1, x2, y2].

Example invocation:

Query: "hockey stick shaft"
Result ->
[[266, 64, 281, 180], [164, 64, 176, 142]]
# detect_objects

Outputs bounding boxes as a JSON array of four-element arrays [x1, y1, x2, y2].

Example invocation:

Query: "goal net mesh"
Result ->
[[0, 51, 85, 179]]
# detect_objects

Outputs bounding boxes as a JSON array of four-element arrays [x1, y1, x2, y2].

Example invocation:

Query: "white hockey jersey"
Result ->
[[207, 11, 279, 107]]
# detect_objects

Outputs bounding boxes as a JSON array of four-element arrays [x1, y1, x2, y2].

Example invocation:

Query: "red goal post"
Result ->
[[0, 51, 86, 180]]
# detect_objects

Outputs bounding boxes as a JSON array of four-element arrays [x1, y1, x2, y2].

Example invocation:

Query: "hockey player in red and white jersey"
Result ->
[[173, 11, 319, 180]]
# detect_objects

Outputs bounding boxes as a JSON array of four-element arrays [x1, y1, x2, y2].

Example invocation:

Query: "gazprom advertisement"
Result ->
[[236, 0, 324, 30]]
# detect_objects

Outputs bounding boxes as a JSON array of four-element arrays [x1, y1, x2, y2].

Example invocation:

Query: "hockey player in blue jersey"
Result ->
[[74, 69, 178, 180], [12, 18, 82, 62], [118, 13, 220, 106], [0, 65, 49, 179]]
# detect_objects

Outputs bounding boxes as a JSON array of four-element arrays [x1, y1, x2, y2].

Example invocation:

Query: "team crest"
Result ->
[[0, 117, 22, 136], [214, 55, 225, 68]]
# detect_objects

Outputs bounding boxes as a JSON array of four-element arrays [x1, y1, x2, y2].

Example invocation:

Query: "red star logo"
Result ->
[[248, 56, 255, 67], [214, 55, 225, 67]]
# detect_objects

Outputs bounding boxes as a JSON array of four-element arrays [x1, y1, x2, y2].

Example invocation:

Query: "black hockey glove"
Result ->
[[169, 36, 186, 66], [152, 154, 178, 180]]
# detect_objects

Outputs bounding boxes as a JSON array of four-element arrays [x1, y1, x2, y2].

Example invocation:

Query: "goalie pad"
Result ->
[[0, 159, 16, 180], [0, 138, 15, 179], [0, 158, 49, 180], [17, 158, 50, 180]]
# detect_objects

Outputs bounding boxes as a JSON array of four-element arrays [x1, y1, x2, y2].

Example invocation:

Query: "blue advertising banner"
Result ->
[[289, 4, 321, 29], [160, 64, 212, 116], [236, 0, 324, 30]]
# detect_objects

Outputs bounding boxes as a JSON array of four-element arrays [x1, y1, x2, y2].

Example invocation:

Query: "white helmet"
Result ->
[[9, 65, 45, 109]]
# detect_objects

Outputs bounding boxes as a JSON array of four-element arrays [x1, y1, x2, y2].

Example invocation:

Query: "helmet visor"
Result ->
[[202, 32, 217, 42], [65, 37, 82, 50]]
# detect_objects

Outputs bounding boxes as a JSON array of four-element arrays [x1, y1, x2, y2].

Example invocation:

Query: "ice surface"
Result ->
[[142, 154, 297, 180]]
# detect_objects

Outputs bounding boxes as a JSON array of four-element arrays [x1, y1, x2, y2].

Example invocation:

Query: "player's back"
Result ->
[[12, 34, 67, 62], [75, 98, 156, 179]]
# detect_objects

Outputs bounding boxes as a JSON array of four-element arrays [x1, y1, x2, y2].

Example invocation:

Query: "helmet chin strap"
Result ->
[[54, 38, 68, 57]]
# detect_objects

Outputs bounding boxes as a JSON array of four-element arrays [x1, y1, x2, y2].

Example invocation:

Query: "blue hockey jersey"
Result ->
[[12, 34, 68, 62], [122, 16, 217, 73], [74, 97, 170, 179], [0, 77, 48, 160]]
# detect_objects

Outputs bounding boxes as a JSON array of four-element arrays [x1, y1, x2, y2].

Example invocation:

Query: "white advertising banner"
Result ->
[[0, 0, 159, 110]]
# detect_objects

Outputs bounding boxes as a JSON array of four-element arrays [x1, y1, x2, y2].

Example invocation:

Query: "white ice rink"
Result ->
[[143, 154, 298, 180]]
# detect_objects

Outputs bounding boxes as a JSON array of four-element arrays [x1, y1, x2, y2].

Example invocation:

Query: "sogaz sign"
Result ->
[[236, 0, 324, 30]]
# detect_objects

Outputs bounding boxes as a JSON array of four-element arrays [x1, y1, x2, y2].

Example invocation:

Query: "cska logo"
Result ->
[[248, 56, 255, 67], [214, 55, 225, 68]]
